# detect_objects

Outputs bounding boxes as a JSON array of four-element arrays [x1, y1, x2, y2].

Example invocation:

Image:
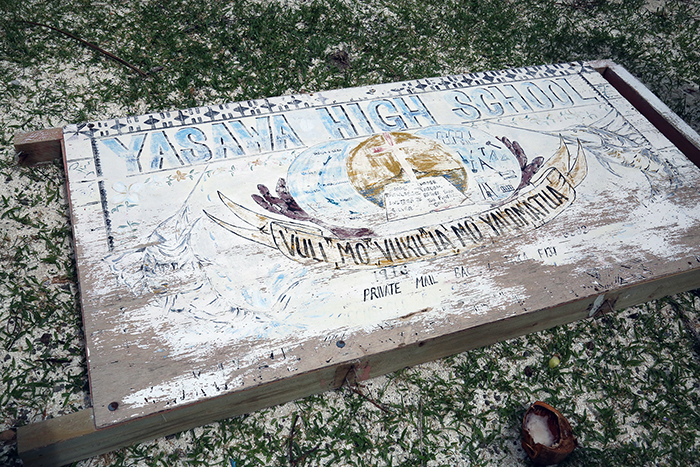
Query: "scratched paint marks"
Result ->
[[493, 105, 700, 272]]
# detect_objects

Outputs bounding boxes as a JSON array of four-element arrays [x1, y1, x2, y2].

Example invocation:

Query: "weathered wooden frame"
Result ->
[[14, 60, 700, 466]]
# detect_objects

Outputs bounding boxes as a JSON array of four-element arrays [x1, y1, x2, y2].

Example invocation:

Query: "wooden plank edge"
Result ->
[[17, 265, 700, 467], [588, 59, 700, 165], [13, 127, 64, 166]]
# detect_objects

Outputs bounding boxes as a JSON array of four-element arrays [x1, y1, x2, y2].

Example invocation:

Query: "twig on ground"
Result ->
[[344, 377, 392, 414], [418, 397, 426, 467], [17, 20, 149, 77], [288, 413, 321, 467], [288, 413, 298, 464]]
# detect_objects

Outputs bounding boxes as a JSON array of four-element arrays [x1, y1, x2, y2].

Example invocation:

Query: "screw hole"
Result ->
[[108, 402, 119, 411], [336, 340, 345, 348]]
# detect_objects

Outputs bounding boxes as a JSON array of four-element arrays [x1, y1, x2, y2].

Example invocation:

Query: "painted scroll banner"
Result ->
[[209, 135, 587, 269]]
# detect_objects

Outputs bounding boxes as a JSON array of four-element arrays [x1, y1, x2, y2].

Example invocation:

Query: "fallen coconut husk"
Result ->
[[522, 401, 577, 465]]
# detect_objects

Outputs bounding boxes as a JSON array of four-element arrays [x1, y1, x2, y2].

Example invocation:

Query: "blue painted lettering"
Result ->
[[211, 123, 245, 159], [101, 134, 146, 174], [175, 127, 212, 163], [148, 131, 183, 170]]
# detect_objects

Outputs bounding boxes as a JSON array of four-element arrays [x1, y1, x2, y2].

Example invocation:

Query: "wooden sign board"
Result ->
[[17, 61, 700, 465]]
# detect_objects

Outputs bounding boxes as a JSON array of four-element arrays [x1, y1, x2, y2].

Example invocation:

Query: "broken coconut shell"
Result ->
[[522, 401, 577, 465]]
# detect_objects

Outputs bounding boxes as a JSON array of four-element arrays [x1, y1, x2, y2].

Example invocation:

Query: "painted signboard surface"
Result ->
[[63, 62, 700, 427]]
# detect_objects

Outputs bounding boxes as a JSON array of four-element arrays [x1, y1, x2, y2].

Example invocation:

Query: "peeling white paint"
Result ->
[[60, 62, 700, 426]]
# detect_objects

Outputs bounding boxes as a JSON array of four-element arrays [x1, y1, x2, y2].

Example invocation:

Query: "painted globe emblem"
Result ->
[[246, 125, 526, 237], [346, 131, 469, 208]]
